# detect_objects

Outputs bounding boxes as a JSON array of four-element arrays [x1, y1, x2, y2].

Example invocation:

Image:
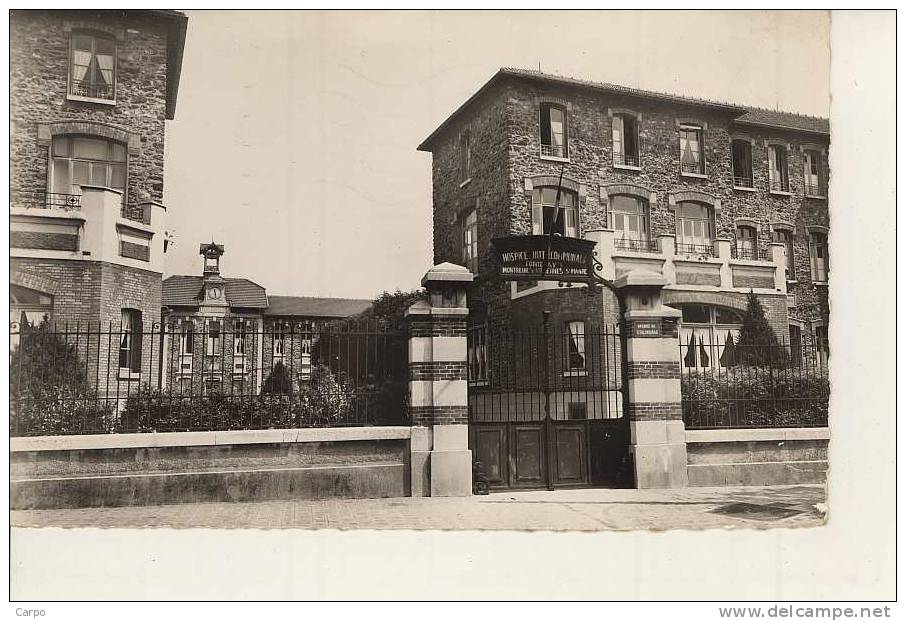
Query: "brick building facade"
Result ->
[[418, 69, 830, 375], [10, 9, 188, 395]]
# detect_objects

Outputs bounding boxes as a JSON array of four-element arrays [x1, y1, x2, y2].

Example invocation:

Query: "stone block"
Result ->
[[632, 443, 688, 488], [430, 449, 473, 497]]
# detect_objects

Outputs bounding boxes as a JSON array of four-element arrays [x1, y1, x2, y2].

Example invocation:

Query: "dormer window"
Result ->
[[540, 103, 568, 159], [69, 32, 116, 102]]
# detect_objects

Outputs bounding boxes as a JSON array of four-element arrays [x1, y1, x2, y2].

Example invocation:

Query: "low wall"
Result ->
[[11, 427, 412, 509], [686, 427, 829, 487]]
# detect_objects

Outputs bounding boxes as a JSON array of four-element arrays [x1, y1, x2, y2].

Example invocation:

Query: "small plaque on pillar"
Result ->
[[632, 320, 661, 337]]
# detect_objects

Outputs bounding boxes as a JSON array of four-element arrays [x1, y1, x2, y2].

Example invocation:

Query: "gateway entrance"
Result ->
[[467, 314, 631, 490]]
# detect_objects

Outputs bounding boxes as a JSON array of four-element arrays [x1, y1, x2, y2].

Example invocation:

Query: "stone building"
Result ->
[[162, 243, 372, 395], [9, 9, 188, 392], [418, 68, 830, 373]]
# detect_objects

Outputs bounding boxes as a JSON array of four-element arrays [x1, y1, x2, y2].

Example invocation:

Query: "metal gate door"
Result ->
[[467, 312, 630, 490]]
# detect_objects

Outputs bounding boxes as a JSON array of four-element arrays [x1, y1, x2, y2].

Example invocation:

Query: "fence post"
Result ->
[[406, 263, 473, 497], [614, 268, 688, 488]]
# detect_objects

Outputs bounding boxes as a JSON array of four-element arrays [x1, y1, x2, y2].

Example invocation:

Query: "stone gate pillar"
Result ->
[[614, 269, 688, 488], [405, 262, 473, 497]]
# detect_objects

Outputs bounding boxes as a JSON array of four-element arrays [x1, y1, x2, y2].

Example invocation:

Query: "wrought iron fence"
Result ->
[[9, 318, 409, 436], [614, 152, 640, 167], [467, 323, 624, 423], [70, 79, 114, 100], [11, 190, 82, 210], [540, 143, 568, 158], [679, 337, 829, 429], [681, 161, 704, 175], [768, 178, 790, 193], [731, 245, 769, 261], [804, 180, 826, 197], [733, 175, 754, 188], [675, 242, 715, 257], [614, 237, 659, 253]]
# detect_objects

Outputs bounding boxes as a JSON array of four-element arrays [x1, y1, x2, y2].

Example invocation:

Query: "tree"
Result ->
[[735, 291, 787, 368]]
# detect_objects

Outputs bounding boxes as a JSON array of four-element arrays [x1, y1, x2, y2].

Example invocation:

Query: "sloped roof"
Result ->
[[162, 276, 268, 309], [733, 108, 829, 135], [418, 67, 829, 150], [264, 295, 372, 319]]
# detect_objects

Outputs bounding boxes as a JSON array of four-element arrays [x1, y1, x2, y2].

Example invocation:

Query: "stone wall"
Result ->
[[10, 10, 171, 205]]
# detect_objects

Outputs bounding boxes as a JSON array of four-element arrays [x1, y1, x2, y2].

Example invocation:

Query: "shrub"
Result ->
[[736, 291, 788, 368], [681, 367, 829, 428]]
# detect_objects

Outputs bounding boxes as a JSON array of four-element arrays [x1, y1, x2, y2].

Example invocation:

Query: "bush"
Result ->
[[681, 367, 829, 428]]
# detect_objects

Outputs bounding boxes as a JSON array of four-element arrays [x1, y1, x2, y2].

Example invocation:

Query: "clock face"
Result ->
[[207, 287, 222, 300]]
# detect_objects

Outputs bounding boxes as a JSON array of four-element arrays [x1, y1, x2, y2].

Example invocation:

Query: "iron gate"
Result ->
[[467, 312, 631, 490]]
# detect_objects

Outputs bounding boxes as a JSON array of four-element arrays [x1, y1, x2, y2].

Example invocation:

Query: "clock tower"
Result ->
[[199, 242, 229, 316]]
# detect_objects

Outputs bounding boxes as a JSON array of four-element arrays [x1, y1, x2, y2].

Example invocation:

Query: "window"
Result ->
[[768, 144, 790, 192], [675, 201, 714, 254], [815, 325, 829, 371], [51, 135, 126, 199], [532, 187, 578, 237], [679, 305, 744, 370], [809, 232, 828, 282], [461, 207, 479, 274], [735, 225, 758, 260], [566, 321, 586, 371], [233, 320, 247, 356], [731, 139, 754, 188], [70, 32, 116, 100], [10, 285, 53, 329], [610, 195, 652, 251], [206, 320, 222, 357], [467, 325, 488, 384], [178, 321, 194, 375], [788, 324, 802, 366], [540, 103, 568, 158], [612, 114, 640, 167], [459, 129, 471, 182], [804, 150, 825, 196], [119, 308, 142, 373], [679, 125, 704, 175], [272, 321, 286, 362], [772, 228, 795, 279]]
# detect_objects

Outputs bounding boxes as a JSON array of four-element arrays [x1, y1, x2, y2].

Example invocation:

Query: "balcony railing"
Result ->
[[614, 151, 640, 167], [681, 161, 705, 175], [804, 180, 826, 197], [675, 242, 715, 257], [540, 143, 568, 159], [614, 237, 659, 253], [69, 79, 114, 101], [733, 175, 754, 189], [768, 178, 790, 193], [12, 190, 82, 210], [731, 245, 769, 261]]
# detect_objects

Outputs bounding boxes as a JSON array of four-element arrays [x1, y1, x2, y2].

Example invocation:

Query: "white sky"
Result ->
[[162, 10, 830, 299]]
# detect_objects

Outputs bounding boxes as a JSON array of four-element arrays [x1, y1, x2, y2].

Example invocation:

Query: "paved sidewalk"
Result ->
[[10, 484, 826, 531]]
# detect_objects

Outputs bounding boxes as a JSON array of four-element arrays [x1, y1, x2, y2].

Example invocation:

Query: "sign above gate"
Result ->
[[491, 235, 598, 283]]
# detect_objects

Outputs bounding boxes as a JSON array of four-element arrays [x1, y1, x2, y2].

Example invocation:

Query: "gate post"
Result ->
[[614, 269, 688, 488], [405, 263, 473, 497]]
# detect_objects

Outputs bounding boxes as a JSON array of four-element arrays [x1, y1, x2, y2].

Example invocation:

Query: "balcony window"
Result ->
[[809, 232, 828, 283], [459, 128, 471, 183], [461, 207, 479, 274], [118, 308, 142, 373], [70, 32, 116, 101], [772, 228, 796, 279], [610, 195, 654, 251], [675, 201, 714, 255], [679, 125, 704, 175], [731, 139, 754, 188], [540, 103, 568, 159], [734, 225, 758, 260], [768, 144, 790, 192], [532, 187, 578, 237], [612, 114, 640, 167], [51, 135, 126, 200], [804, 149, 826, 196]]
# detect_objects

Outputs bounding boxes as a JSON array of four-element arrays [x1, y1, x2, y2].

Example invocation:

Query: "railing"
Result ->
[[9, 319, 409, 436], [768, 178, 790, 193], [614, 152, 640, 167], [614, 237, 659, 253], [681, 161, 704, 175], [680, 337, 829, 429], [731, 245, 769, 261], [675, 242, 715, 257], [540, 143, 568, 159], [70, 79, 114, 100], [804, 180, 826, 197], [12, 190, 82, 210], [733, 175, 754, 188]]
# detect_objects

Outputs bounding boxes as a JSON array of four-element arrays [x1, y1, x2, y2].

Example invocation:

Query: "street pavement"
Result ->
[[10, 484, 827, 531]]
